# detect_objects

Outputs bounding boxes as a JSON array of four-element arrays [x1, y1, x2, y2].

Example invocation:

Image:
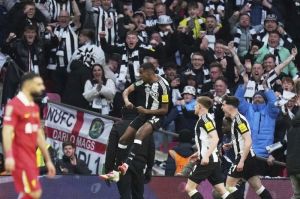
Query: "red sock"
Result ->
[[19, 194, 32, 199]]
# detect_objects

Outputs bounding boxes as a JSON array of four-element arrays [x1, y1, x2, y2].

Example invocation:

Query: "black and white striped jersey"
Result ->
[[92, 7, 118, 46], [194, 113, 219, 163], [133, 76, 169, 111], [231, 113, 255, 159]]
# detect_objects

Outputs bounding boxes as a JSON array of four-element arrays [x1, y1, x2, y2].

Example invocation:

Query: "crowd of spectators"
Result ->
[[1, 0, 300, 178]]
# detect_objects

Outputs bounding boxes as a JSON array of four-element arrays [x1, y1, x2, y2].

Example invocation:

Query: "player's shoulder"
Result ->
[[6, 97, 22, 108], [235, 113, 248, 124]]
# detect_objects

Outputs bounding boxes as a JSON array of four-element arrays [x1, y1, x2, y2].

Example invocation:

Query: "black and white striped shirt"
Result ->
[[231, 113, 255, 159], [92, 6, 118, 46], [133, 76, 169, 110], [194, 113, 219, 162], [46, 0, 72, 22]]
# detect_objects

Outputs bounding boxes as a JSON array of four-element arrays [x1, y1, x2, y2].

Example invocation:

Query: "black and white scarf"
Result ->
[[92, 6, 118, 46], [205, 0, 225, 22], [50, 22, 78, 69], [145, 16, 157, 28], [233, 25, 257, 48], [46, 0, 72, 22], [117, 44, 141, 86], [138, 30, 149, 44], [255, 30, 293, 47]]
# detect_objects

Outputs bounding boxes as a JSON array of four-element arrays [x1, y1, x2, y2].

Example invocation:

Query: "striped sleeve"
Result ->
[[202, 115, 216, 133], [235, 115, 250, 134]]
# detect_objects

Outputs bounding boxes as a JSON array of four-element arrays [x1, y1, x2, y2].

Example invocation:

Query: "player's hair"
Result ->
[[62, 141, 75, 149], [197, 96, 213, 109], [20, 72, 41, 88], [223, 96, 240, 108], [140, 62, 155, 72]]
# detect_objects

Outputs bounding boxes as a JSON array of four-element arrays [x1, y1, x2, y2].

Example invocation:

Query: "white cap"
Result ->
[[182, 86, 196, 96], [157, 15, 173, 25]]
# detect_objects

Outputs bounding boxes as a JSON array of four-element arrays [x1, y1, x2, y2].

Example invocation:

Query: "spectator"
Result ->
[[254, 14, 294, 50], [163, 86, 198, 132], [56, 141, 91, 175], [2, 24, 57, 78], [84, 0, 118, 46], [130, 11, 149, 44], [69, 29, 105, 70], [155, 2, 167, 17], [182, 52, 210, 94], [48, 9, 81, 96], [287, 111, 300, 199], [0, 1, 8, 48], [103, 53, 121, 83], [235, 78, 280, 175], [62, 60, 90, 109], [46, 0, 79, 22], [100, 30, 161, 91], [202, 15, 222, 49], [202, 62, 226, 93], [83, 63, 116, 115], [205, 0, 225, 23], [179, 1, 205, 39], [143, 0, 157, 29], [255, 30, 298, 80], [229, 12, 262, 58], [166, 129, 194, 176], [9, 1, 47, 38]]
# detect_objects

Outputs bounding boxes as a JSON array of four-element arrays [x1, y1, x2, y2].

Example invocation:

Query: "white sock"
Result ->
[[226, 186, 238, 193], [256, 186, 265, 195], [221, 192, 230, 199], [118, 143, 127, 149], [134, 139, 142, 145], [188, 189, 198, 197]]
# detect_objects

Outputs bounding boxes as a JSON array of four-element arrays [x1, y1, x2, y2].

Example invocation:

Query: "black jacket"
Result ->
[[287, 111, 300, 175], [56, 155, 91, 175], [62, 60, 91, 109], [104, 116, 155, 173], [2, 36, 58, 78]]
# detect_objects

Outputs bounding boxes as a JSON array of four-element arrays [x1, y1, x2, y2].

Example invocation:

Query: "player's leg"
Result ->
[[247, 176, 272, 199], [209, 163, 235, 199], [185, 179, 203, 199], [226, 176, 243, 199], [116, 172, 132, 199], [119, 122, 154, 174], [17, 190, 42, 199], [116, 115, 144, 164]]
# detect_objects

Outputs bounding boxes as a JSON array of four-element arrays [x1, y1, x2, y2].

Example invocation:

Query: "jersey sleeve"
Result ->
[[236, 120, 250, 134], [3, 104, 18, 127], [203, 118, 216, 133], [160, 82, 170, 104]]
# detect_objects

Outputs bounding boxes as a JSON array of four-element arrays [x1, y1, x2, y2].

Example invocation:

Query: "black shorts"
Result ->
[[228, 154, 258, 180], [129, 114, 162, 130], [188, 162, 224, 185]]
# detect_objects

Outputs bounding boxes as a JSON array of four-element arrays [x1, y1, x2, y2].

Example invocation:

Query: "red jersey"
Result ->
[[3, 92, 41, 170]]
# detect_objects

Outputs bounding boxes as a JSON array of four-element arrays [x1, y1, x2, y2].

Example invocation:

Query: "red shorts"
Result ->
[[12, 168, 41, 194]]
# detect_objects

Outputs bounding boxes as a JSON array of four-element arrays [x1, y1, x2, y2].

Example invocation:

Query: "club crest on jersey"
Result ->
[[89, 118, 105, 139], [151, 83, 159, 92]]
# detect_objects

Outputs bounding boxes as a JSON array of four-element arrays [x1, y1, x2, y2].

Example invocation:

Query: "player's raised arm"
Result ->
[[37, 129, 56, 177], [122, 84, 136, 109], [2, 125, 15, 172]]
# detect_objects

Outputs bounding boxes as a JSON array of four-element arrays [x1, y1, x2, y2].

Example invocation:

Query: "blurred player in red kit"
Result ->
[[2, 73, 56, 199]]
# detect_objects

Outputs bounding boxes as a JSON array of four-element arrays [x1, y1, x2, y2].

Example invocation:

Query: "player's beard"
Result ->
[[31, 91, 44, 103]]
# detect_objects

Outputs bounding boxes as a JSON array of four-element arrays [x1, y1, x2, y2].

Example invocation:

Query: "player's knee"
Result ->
[[29, 190, 42, 199]]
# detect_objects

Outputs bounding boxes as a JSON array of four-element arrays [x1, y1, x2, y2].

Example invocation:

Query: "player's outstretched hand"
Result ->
[[189, 152, 199, 162], [46, 161, 56, 178], [5, 157, 15, 173]]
